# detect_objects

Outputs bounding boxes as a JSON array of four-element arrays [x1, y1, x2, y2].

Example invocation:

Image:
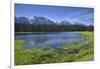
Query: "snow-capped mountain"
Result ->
[[15, 16, 84, 25], [15, 17, 29, 24], [60, 20, 71, 25], [15, 16, 56, 25], [30, 16, 55, 25]]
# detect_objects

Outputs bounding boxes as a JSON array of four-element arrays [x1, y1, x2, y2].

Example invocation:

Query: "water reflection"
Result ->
[[15, 32, 87, 49]]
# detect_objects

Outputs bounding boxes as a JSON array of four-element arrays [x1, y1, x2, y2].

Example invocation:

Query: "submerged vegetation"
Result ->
[[15, 32, 94, 65]]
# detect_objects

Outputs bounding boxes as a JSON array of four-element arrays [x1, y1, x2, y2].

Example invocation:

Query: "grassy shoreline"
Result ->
[[15, 31, 90, 35], [15, 32, 94, 65]]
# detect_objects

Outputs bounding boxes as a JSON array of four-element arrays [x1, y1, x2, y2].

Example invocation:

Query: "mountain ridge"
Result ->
[[15, 16, 91, 26]]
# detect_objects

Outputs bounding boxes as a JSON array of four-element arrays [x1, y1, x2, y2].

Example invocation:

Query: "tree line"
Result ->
[[15, 17, 94, 32]]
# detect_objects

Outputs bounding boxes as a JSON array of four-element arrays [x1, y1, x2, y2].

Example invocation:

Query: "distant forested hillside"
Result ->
[[15, 16, 94, 32]]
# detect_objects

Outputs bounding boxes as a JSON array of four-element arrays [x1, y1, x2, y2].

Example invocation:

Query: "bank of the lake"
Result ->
[[15, 32, 94, 65]]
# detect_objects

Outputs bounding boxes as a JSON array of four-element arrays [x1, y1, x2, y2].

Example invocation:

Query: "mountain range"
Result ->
[[15, 16, 86, 26]]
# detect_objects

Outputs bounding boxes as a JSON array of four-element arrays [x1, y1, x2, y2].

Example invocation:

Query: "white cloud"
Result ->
[[66, 9, 90, 18], [65, 9, 94, 20], [81, 13, 94, 20]]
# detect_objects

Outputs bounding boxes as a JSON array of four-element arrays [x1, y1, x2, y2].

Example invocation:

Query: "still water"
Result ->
[[15, 32, 87, 49]]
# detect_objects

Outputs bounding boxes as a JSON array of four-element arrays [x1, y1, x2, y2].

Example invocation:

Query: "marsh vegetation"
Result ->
[[15, 32, 94, 65]]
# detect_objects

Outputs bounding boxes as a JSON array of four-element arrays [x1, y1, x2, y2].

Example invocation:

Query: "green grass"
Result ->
[[15, 32, 94, 65]]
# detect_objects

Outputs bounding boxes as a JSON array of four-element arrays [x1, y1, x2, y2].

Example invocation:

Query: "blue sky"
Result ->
[[15, 3, 94, 25]]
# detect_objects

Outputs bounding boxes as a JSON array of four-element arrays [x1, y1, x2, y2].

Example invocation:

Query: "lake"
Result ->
[[15, 32, 87, 49]]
